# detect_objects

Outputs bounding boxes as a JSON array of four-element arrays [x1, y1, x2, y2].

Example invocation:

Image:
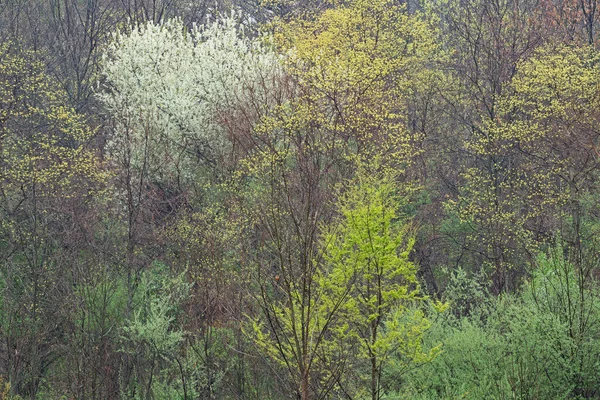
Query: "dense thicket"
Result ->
[[1, 0, 600, 399]]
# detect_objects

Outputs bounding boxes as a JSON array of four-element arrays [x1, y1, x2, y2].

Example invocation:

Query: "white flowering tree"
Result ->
[[98, 19, 282, 345], [99, 17, 281, 184]]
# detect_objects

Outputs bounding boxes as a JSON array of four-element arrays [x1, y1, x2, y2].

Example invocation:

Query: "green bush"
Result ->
[[392, 245, 600, 399]]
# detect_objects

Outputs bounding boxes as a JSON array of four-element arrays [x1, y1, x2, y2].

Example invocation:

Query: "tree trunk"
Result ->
[[371, 319, 379, 400], [371, 355, 378, 400], [301, 371, 309, 400]]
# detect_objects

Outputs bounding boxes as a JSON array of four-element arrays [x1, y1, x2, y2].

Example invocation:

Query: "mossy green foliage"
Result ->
[[398, 243, 600, 399]]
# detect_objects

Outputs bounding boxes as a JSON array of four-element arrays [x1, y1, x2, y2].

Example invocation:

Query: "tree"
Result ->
[[99, 16, 281, 187], [120, 264, 189, 399], [321, 170, 445, 399], [0, 41, 106, 398], [0, 0, 276, 114], [98, 12, 280, 322], [98, 16, 284, 397], [498, 44, 600, 268], [0, 0, 120, 112], [245, 1, 440, 398], [424, 0, 545, 292]]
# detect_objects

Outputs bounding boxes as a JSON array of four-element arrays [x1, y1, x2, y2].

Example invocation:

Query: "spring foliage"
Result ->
[[321, 171, 446, 398], [272, 0, 440, 169], [5, 0, 600, 398]]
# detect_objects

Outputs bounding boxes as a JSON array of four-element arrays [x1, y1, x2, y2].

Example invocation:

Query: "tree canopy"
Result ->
[[2, 0, 600, 398]]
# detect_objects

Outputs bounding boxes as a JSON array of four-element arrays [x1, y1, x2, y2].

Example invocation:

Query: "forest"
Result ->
[[1, 0, 600, 398]]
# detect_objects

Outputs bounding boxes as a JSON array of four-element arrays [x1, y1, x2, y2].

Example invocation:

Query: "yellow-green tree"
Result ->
[[0, 41, 106, 398], [245, 0, 441, 398], [499, 44, 600, 267], [273, 0, 439, 171], [427, 0, 547, 291], [451, 43, 600, 291]]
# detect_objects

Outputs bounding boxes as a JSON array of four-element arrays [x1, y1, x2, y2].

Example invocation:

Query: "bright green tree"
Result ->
[[251, 169, 446, 400], [321, 170, 445, 399]]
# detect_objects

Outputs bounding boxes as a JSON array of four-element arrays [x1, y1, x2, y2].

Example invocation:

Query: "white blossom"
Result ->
[[99, 17, 281, 183]]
